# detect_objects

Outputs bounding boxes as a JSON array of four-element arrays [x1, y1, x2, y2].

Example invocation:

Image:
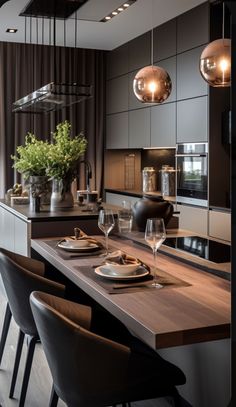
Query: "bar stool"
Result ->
[[0, 248, 65, 407], [0, 252, 46, 366], [30, 291, 186, 407]]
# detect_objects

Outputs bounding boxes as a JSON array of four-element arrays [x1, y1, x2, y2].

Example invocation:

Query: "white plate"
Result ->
[[94, 266, 149, 280], [58, 241, 99, 252]]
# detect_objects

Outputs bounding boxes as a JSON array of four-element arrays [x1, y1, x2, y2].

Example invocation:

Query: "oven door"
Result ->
[[176, 152, 208, 207]]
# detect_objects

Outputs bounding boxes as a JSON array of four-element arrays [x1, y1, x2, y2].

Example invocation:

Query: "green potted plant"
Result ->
[[11, 133, 51, 209], [46, 120, 87, 210]]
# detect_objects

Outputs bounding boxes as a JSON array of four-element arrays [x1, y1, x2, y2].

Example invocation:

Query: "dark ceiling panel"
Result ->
[[20, 0, 89, 19], [0, 0, 10, 7]]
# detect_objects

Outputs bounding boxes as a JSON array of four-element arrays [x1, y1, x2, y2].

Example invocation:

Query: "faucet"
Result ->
[[79, 160, 92, 192]]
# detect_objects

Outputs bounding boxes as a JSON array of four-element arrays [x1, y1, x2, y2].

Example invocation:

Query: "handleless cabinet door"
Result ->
[[106, 74, 128, 114], [129, 70, 144, 110], [176, 204, 208, 235], [177, 46, 208, 100], [177, 96, 208, 143], [177, 2, 209, 53], [128, 32, 151, 72], [129, 108, 150, 148], [151, 103, 176, 147], [155, 56, 176, 103], [106, 112, 129, 149], [106, 43, 129, 80], [153, 18, 177, 62]]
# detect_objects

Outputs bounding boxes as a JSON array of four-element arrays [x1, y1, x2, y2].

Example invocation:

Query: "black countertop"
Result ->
[[0, 200, 120, 222]]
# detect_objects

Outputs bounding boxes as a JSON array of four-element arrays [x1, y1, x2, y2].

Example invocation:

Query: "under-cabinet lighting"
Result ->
[[143, 147, 176, 150], [101, 0, 136, 22], [6, 28, 18, 33]]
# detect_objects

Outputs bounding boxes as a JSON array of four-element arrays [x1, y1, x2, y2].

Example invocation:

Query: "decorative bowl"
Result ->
[[105, 261, 140, 276]]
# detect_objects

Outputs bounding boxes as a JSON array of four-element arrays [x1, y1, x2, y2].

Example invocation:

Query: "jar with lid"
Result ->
[[142, 167, 157, 193]]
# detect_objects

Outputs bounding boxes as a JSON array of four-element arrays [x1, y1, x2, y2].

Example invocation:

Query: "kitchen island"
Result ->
[[0, 199, 119, 256], [31, 234, 230, 407]]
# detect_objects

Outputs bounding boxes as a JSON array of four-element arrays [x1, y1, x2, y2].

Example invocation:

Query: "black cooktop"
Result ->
[[164, 236, 231, 264]]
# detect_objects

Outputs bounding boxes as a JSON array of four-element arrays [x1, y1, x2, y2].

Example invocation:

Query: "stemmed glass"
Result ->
[[98, 209, 115, 255], [145, 218, 166, 288]]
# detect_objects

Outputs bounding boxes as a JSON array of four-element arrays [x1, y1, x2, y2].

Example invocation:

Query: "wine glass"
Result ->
[[145, 218, 166, 288], [98, 209, 115, 255]]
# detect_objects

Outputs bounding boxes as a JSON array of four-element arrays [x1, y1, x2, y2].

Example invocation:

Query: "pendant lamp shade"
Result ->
[[199, 38, 231, 87], [133, 65, 172, 103]]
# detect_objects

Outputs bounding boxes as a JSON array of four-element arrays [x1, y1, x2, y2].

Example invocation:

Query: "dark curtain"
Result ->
[[0, 41, 106, 198]]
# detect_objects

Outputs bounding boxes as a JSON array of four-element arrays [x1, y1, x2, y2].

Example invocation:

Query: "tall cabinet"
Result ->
[[105, 2, 231, 241], [106, 2, 210, 150]]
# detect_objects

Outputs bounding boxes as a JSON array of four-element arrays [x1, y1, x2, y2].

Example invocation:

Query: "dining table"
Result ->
[[31, 233, 230, 351]]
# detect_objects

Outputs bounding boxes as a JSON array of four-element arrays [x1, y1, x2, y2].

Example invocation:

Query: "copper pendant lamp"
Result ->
[[133, 1, 172, 104], [199, 2, 231, 87]]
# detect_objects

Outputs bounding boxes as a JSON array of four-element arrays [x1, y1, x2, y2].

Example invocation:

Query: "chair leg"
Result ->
[[19, 335, 38, 407], [9, 329, 25, 398], [0, 303, 12, 367], [49, 385, 59, 407]]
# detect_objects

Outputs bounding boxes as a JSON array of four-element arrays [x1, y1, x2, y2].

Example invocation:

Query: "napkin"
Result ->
[[104, 250, 150, 271], [58, 228, 104, 249]]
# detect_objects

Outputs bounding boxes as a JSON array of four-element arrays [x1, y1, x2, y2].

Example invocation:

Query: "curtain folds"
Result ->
[[0, 41, 106, 198]]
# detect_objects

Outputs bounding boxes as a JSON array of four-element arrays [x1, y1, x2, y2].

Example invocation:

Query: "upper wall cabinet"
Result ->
[[106, 112, 129, 149], [177, 96, 208, 143], [128, 32, 151, 72], [106, 43, 129, 80], [128, 57, 176, 110], [153, 18, 176, 62], [154, 56, 176, 103], [177, 46, 208, 100], [129, 108, 150, 148], [106, 74, 128, 114], [151, 103, 176, 148], [177, 2, 209, 53], [128, 70, 146, 110]]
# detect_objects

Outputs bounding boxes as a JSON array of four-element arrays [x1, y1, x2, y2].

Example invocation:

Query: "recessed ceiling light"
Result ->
[[101, 0, 136, 22], [6, 28, 18, 33]]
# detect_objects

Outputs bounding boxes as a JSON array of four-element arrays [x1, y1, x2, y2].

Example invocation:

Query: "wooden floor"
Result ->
[[0, 278, 174, 407]]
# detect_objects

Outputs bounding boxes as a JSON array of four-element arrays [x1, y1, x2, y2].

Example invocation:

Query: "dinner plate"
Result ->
[[58, 241, 99, 252], [94, 266, 149, 280]]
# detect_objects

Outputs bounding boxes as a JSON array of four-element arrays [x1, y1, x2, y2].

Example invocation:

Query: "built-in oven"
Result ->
[[176, 143, 208, 207]]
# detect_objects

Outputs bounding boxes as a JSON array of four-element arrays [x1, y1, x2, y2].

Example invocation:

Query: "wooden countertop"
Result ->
[[31, 235, 230, 350]]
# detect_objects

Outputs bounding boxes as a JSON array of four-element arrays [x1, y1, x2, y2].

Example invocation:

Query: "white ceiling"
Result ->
[[0, 0, 206, 50]]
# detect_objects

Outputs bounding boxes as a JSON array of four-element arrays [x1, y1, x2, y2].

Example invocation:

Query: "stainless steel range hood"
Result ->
[[12, 0, 92, 114], [12, 82, 93, 114]]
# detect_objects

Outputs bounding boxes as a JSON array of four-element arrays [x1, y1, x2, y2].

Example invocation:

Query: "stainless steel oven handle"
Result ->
[[175, 154, 207, 157]]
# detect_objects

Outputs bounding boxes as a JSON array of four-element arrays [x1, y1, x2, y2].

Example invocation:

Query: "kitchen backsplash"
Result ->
[[141, 149, 176, 189], [104, 148, 176, 191]]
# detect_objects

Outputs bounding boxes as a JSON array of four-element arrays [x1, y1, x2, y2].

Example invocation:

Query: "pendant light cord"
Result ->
[[222, 2, 225, 41], [151, 0, 153, 66]]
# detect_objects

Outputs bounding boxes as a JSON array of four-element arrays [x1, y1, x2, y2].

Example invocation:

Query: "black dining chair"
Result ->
[[0, 252, 46, 367], [30, 291, 186, 407], [0, 247, 66, 407]]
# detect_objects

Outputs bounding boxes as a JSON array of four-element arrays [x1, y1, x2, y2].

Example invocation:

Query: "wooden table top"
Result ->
[[31, 236, 230, 350]]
